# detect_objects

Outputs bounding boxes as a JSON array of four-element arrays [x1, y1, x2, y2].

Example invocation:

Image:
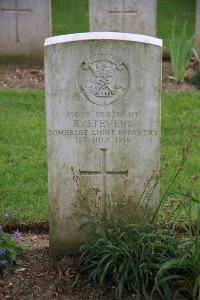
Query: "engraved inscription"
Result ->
[[79, 148, 128, 208], [48, 110, 159, 144], [76, 54, 129, 105], [1, 0, 31, 42]]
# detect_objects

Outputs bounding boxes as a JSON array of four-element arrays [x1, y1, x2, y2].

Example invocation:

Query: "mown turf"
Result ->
[[161, 91, 200, 195], [52, 0, 89, 35], [0, 90, 199, 221], [0, 90, 48, 221]]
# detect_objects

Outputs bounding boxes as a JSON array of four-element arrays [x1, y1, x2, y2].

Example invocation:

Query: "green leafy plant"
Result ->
[[152, 179, 200, 299], [191, 48, 200, 89], [78, 225, 182, 299], [74, 126, 200, 299], [192, 69, 200, 89], [169, 21, 194, 83], [0, 228, 23, 275], [0, 212, 23, 275]]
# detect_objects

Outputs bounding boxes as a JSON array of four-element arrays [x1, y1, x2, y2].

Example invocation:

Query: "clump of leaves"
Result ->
[[75, 126, 200, 299], [0, 227, 23, 274], [153, 182, 200, 299], [191, 69, 200, 89], [78, 225, 182, 299], [169, 21, 194, 83], [191, 48, 200, 89], [0, 212, 23, 274]]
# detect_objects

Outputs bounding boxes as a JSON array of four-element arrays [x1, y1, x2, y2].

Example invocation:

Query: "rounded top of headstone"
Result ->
[[44, 32, 162, 47]]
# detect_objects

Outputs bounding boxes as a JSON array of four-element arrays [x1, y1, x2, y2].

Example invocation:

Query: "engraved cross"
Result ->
[[109, 0, 137, 32], [1, 0, 31, 42], [79, 148, 128, 209]]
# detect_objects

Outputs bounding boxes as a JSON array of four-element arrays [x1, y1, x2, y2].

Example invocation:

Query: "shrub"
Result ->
[[169, 21, 194, 83], [153, 187, 200, 299], [0, 212, 23, 275], [75, 126, 200, 299], [78, 226, 182, 299], [191, 69, 200, 89]]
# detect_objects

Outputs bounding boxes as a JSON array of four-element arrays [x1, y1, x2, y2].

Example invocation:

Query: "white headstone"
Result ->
[[0, 0, 51, 62], [196, 0, 200, 56], [89, 0, 156, 36], [45, 32, 162, 255]]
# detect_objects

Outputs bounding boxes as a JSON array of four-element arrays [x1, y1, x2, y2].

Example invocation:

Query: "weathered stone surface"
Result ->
[[196, 0, 200, 56], [89, 0, 156, 36], [0, 0, 51, 62], [45, 32, 162, 255]]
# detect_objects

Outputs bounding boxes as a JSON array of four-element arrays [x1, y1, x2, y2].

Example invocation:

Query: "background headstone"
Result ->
[[196, 0, 200, 56], [89, 0, 156, 36], [45, 32, 162, 255], [0, 0, 51, 63]]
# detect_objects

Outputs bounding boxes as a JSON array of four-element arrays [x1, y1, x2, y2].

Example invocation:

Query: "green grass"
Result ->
[[52, 0, 196, 53], [0, 90, 48, 221], [161, 91, 200, 194], [0, 90, 200, 221], [52, 0, 89, 35]]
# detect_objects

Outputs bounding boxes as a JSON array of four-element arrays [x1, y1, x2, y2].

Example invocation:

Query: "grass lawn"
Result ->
[[161, 92, 200, 195], [0, 90, 48, 221], [52, 0, 196, 53], [0, 90, 199, 221]]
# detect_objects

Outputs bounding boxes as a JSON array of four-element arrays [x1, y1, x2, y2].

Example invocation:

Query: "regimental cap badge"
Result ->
[[76, 54, 129, 105]]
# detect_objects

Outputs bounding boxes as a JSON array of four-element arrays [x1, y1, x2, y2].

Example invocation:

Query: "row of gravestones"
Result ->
[[0, 0, 200, 62]]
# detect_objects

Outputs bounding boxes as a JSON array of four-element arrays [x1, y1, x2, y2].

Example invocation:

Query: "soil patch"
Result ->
[[0, 233, 135, 300], [0, 232, 191, 300], [0, 60, 199, 92], [0, 65, 44, 89]]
